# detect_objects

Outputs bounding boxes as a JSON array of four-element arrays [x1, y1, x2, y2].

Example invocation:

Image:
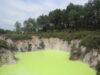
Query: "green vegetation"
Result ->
[[97, 72, 100, 75], [0, 0, 99, 34], [4, 34, 32, 41], [15, 21, 22, 34], [96, 63, 100, 71], [80, 35, 100, 52], [96, 63, 100, 75], [2, 30, 100, 47], [0, 40, 17, 51], [0, 40, 8, 49], [12, 0, 100, 33], [0, 29, 13, 34], [39, 41, 45, 49], [1, 30, 100, 52]]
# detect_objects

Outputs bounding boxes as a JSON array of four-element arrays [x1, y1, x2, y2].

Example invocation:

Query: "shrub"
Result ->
[[96, 63, 100, 75], [0, 40, 8, 49], [97, 71, 100, 75], [4, 34, 32, 41], [80, 35, 100, 52], [0, 40, 17, 51]]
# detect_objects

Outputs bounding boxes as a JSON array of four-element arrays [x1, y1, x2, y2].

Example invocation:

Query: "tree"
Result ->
[[67, 3, 84, 30], [37, 15, 50, 31], [23, 18, 39, 33], [49, 9, 63, 30], [83, 0, 100, 30], [14, 0, 100, 32], [15, 21, 21, 34]]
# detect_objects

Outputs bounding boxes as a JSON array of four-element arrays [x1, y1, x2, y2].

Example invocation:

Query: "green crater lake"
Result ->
[[0, 50, 96, 75]]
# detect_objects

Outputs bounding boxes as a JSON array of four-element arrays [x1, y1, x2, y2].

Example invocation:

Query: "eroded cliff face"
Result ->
[[0, 49, 16, 66], [0, 36, 100, 69], [15, 36, 78, 52]]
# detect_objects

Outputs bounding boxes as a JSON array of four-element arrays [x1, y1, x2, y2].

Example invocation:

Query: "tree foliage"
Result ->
[[13, 0, 100, 33], [15, 21, 21, 34]]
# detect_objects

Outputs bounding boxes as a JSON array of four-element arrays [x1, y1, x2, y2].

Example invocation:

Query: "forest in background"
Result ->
[[0, 0, 100, 34]]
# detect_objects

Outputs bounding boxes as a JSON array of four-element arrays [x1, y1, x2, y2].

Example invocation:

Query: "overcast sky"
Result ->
[[0, 0, 88, 30]]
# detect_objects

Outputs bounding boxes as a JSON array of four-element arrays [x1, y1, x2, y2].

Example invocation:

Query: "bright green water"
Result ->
[[0, 50, 96, 75]]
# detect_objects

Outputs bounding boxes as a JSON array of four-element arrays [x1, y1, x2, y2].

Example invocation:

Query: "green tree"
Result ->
[[37, 15, 50, 31], [83, 0, 100, 30], [14, 0, 100, 32], [23, 18, 39, 33], [67, 3, 84, 30], [49, 9, 63, 30], [15, 21, 21, 34]]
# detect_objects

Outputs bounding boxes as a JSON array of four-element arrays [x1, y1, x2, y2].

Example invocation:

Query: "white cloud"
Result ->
[[0, 0, 88, 30]]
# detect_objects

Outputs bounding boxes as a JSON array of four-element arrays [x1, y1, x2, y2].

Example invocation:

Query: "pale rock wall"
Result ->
[[0, 36, 100, 69], [0, 49, 16, 66]]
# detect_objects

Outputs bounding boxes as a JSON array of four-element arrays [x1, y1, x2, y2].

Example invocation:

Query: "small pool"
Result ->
[[0, 50, 96, 75]]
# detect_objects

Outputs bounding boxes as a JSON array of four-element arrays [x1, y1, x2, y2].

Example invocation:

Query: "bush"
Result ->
[[96, 63, 100, 71], [0, 40, 8, 49], [96, 63, 100, 75], [3, 34, 32, 41], [80, 35, 100, 51], [0, 40, 17, 51], [97, 71, 100, 75]]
